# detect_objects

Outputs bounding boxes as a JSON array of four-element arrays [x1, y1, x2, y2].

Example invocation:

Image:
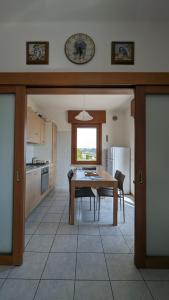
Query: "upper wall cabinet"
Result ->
[[40, 118, 46, 144], [27, 107, 46, 144]]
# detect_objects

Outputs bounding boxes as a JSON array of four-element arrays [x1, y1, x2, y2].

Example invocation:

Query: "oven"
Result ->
[[41, 166, 49, 194]]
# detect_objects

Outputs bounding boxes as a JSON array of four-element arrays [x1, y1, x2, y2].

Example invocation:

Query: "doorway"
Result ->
[[1, 72, 169, 269], [24, 88, 135, 267]]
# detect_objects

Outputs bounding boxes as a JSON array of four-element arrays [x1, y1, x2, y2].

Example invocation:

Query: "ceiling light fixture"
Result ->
[[75, 95, 93, 121]]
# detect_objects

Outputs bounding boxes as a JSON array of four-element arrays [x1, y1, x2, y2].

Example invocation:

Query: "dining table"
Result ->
[[69, 167, 118, 226]]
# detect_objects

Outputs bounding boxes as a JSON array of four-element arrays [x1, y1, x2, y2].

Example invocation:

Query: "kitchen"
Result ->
[[25, 102, 57, 219], [25, 92, 135, 221]]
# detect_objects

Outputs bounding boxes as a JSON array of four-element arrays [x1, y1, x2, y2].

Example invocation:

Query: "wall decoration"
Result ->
[[65, 33, 95, 64], [26, 41, 49, 65], [111, 41, 134, 65]]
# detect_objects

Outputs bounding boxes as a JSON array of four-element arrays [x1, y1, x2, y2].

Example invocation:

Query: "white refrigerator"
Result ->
[[105, 147, 130, 194]]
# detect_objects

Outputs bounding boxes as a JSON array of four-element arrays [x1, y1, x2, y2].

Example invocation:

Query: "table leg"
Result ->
[[70, 182, 75, 225], [113, 184, 118, 226]]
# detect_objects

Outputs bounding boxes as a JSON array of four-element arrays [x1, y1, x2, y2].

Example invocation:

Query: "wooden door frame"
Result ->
[[0, 86, 26, 266], [1, 72, 169, 267], [135, 85, 169, 268]]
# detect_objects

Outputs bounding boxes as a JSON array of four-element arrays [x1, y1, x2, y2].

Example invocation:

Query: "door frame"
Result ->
[[1, 72, 169, 267], [135, 85, 169, 268], [0, 86, 26, 266]]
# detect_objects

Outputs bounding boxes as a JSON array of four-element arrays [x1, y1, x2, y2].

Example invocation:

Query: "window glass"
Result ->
[[77, 128, 97, 161]]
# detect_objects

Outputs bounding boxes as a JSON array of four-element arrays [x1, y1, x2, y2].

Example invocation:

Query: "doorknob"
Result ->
[[139, 171, 144, 184]]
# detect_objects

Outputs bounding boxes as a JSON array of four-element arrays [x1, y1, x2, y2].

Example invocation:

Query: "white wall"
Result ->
[[0, 21, 169, 71]]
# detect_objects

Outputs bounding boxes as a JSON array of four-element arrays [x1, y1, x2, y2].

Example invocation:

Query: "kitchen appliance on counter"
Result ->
[[41, 166, 49, 194], [32, 157, 49, 165]]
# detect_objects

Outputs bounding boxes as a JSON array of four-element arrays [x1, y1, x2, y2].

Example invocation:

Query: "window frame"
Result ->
[[71, 123, 102, 165]]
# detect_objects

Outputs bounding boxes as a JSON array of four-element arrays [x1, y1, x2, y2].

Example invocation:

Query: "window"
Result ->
[[71, 124, 102, 164]]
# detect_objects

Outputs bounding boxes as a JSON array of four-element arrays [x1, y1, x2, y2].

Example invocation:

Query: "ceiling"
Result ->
[[0, 0, 169, 23], [28, 93, 134, 113]]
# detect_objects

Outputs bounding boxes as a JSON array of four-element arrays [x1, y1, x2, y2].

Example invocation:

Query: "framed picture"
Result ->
[[26, 41, 49, 65], [111, 41, 134, 65]]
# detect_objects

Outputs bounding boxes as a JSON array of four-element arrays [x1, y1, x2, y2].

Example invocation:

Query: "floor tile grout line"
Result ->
[[0, 277, 8, 291], [137, 269, 155, 300], [5, 277, 156, 282], [98, 225, 114, 300], [118, 219, 134, 254], [22, 248, 137, 255], [73, 216, 79, 300], [6, 190, 153, 298], [31, 190, 68, 300], [25, 200, 68, 237]]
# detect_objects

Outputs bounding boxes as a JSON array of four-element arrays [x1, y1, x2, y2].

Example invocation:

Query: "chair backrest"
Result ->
[[118, 173, 125, 191], [114, 170, 121, 180], [67, 169, 74, 195], [67, 169, 74, 182]]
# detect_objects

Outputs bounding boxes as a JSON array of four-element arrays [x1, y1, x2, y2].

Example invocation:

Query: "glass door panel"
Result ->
[[146, 94, 169, 256], [0, 94, 15, 253]]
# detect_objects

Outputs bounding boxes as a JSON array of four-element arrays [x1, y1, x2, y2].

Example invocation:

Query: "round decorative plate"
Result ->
[[65, 33, 95, 64]]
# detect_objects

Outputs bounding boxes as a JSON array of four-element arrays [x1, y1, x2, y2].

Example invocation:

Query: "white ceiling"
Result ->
[[0, 0, 169, 23], [28, 94, 134, 114]]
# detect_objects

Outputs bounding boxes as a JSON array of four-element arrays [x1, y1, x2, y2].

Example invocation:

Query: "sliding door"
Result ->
[[0, 87, 26, 265], [135, 86, 169, 268]]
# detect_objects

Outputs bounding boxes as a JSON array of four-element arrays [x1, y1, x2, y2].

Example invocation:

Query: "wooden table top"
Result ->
[[72, 168, 118, 184]]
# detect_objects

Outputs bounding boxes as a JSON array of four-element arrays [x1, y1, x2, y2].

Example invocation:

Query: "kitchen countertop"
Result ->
[[26, 163, 50, 174]]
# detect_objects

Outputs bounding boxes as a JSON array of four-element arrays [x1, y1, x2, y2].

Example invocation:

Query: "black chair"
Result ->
[[97, 172, 126, 222], [67, 169, 96, 221]]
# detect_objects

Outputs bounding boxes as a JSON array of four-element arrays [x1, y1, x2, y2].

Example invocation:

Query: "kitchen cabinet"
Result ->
[[25, 169, 41, 218], [40, 118, 46, 144], [27, 107, 46, 144], [51, 123, 57, 186], [49, 163, 56, 188]]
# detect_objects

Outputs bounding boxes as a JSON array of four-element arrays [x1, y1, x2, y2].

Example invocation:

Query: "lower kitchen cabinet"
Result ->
[[25, 169, 41, 219], [49, 164, 56, 189]]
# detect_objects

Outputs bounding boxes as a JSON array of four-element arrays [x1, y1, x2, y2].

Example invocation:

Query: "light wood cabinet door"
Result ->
[[30, 169, 41, 211], [25, 173, 32, 218], [40, 118, 46, 144], [52, 123, 57, 164], [27, 107, 35, 143], [25, 169, 41, 218], [49, 164, 56, 189], [27, 107, 41, 144], [33, 113, 41, 144], [49, 165, 53, 188], [51, 124, 57, 186]]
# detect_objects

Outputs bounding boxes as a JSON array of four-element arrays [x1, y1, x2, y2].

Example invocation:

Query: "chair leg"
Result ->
[[98, 196, 101, 221], [120, 191, 122, 210], [69, 196, 71, 223], [94, 197, 96, 221], [90, 197, 91, 211], [122, 192, 125, 223]]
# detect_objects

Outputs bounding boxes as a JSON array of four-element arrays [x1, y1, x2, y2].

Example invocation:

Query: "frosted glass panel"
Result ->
[[0, 94, 15, 253], [146, 94, 169, 256]]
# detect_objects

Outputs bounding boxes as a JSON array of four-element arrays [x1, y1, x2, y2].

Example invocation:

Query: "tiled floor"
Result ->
[[0, 189, 169, 299]]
